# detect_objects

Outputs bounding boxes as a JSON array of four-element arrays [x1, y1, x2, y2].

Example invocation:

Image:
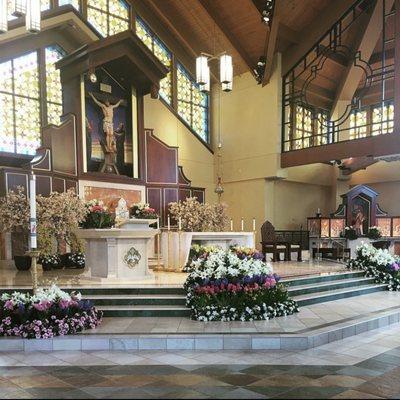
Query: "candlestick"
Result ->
[[178, 217, 182, 231], [230, 219, 233, 231], [252, 218, 256, 232], [157, 217, 160, 230], [29, 173, 37, 249], [241, 218, 244, 231], [317, 208, 321, 214], [167, 215, 171, 231]]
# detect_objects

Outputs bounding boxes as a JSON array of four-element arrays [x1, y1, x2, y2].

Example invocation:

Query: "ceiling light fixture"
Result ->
[[261, 0, 275, 26], [196, 51, 233, 93], [10, 0, 26, 17], [26, 0, 41, 33]]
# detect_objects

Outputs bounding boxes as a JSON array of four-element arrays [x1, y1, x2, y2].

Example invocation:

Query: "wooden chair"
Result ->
[[260, 221, 288, 262]]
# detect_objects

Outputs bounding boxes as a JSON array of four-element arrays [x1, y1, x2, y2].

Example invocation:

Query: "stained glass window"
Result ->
[[0, 46, 65, 155], [349, 110, 368, 139], [294, 105, 312, 149], [372, 103, 394, 136], [136, 17, 172, 104], [87, 0, 129, 37], [177, 63, 209, 142], [0, 51, 40, 155], [45, 46, 65, 125], [59, 0, 80, 10]]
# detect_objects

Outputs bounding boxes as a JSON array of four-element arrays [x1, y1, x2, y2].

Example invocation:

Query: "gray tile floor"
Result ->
[[1, 325, 400, 398]]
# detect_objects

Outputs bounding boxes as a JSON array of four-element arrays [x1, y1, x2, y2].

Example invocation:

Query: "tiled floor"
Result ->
[[0, 259, 345, 288], [1, 325, 400, 398], [86, 291, 400, 334]]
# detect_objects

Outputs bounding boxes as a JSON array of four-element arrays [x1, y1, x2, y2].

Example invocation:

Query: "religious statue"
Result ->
[[115, 197, 129, 223], [89, 92, 122, 153], [353, 206, 365, 236]]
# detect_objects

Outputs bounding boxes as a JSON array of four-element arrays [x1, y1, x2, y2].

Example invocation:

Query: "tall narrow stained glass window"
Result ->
[[135, 17, 172, 104], [0, 51, 41, 155], [371, 102, 394, 136], [87, 0, 129, 37], [45, 46, 65, 125], [294, 105, 312, 149], [177, 63, 209, 142], [350, 110, 368, 139]]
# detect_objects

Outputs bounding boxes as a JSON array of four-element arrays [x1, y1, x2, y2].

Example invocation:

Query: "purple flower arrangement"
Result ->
[[0, 286, 102, 339]]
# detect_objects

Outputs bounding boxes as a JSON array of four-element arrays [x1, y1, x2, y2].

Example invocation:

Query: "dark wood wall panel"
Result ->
[[52, 177, 65, 193], [6, 172, 28, 193], [192, 189, 204, 203], [147, 187, 162, 220], [145, 131, 178, 184], [36, 175, 52, 196], [179, 189, 191, 202]]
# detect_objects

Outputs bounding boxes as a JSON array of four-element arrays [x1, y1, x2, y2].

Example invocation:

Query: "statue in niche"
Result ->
[[115, 197, 129, 223], [353, 205, 366, 236], [89, 92, 122, 153]]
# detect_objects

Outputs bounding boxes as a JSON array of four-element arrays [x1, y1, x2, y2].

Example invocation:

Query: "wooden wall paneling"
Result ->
[[179, 188, 191, 202], [145, 131, 178, 184], [36, 175, 52, 196], [178, 165, 191, 186], [52, 177, 66, 193], [192, 189, 205, 203], [5, 172, 28, 193], [163, 187, 178, 224], [66, 180, 78, 192], [147, 187, 163, 222]]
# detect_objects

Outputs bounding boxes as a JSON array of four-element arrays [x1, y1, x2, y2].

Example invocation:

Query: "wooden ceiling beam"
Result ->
[[262, 0, 282, 86], [331, 0, 391, 118], [279, 23, 301, 45], [282, 0, 359, 76], [131, 0, 218, 81], [198, 0, 255, 76]]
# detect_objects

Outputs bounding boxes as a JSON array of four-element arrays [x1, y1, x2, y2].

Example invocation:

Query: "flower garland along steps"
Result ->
[[347, 242, 400, 291], [0, 285, 102, 339], [185, 246, 298, 321]]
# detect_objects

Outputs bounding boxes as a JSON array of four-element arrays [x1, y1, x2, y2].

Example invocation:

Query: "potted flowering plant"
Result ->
[[366, 226, 382, 240], [81, 200, 114, 229], [341, 226, 358, 240], [130, 203, 158, 219], [39, 254, 62, 271], [0, 188, 31, 270]]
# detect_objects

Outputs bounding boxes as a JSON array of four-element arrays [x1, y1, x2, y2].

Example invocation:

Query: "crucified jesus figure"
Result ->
[[89, 92, 122, 153]]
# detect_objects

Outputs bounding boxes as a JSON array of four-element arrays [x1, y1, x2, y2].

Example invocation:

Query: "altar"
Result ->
[[76, 219, 159, 281], [161, 231, 255, 270]]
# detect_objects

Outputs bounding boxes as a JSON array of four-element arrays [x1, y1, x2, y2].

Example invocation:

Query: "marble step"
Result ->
[[294, 283, 388, 307], [99, 305, 191, 318], [287, 277, 376, 296], [87, 294, 186, 306], [281, 270, 365, 287]]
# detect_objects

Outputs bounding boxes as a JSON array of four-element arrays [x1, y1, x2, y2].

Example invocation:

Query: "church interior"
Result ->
[[1, 1, 400, 399]]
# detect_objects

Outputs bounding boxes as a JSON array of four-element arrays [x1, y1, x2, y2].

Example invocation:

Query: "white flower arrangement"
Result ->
[[189, 248, 273, 281]]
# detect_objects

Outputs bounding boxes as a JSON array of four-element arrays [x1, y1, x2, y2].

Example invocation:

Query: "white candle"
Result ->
[[167, 215, 171, 231], [241, 218, 244, 231], [29, 173, 37, 249], [157, 217, 159, 230], [317, 208, 321, 214], [178, 217, 182, 231], [230, 219, 233, 231], [253, 218, 256, 231]]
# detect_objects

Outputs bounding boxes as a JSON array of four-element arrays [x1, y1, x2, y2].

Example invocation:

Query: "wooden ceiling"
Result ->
[[131, 0, 343, 82]]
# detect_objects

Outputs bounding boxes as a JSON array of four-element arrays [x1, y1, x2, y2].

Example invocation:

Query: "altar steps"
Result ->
[[99, 305, 190, 318], [87, 294, 186, 306]]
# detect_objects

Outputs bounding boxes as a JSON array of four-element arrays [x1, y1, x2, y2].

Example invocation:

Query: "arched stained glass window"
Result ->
[[136, 17, 172, 105], [87, 0, 129, 37], [177, 63, 209, 142]]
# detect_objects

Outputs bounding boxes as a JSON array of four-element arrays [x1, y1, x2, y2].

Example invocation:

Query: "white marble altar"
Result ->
[[76, 228, 159, 281], [161, 231, 255, 271]]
